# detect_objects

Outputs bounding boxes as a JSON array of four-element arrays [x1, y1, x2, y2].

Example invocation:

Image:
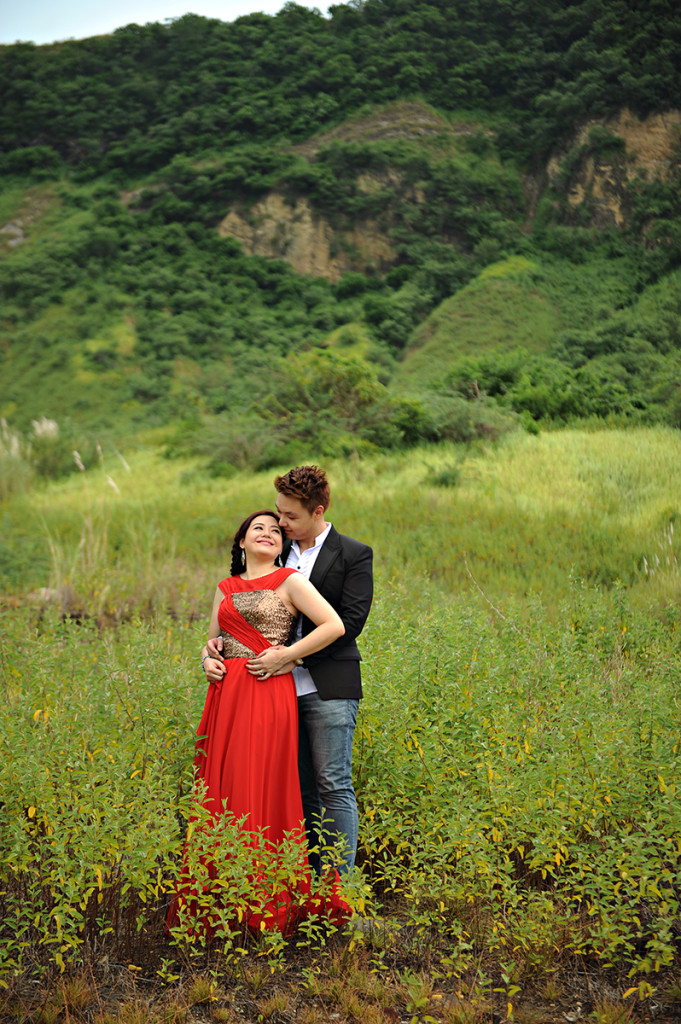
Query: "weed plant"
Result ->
[[357, 575, 681, 980]]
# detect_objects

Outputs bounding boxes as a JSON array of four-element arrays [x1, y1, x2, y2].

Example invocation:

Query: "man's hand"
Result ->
[[203, 656, 225, 683], [203, 637, 225, 682], [206, 636, 223, 658]]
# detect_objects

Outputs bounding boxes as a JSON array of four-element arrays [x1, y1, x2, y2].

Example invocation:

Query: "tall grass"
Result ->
[[0, 418, 33, 502], [4, 427, 680, 615]]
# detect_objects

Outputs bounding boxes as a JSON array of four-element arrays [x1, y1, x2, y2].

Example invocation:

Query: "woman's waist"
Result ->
[[218, 636, 258, 659], [218, 633, 289, 659]]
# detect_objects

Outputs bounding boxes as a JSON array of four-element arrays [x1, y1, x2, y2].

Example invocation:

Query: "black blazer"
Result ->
[[284, 526, 373, 701]]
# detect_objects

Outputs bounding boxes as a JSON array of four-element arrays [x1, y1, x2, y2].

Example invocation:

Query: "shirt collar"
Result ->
[[291, 522, 332, 556]]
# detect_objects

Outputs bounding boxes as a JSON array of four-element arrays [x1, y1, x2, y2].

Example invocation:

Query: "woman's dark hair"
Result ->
[[230, 510, 283, 576]]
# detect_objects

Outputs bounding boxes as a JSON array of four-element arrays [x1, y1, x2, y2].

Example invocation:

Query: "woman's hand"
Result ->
[[246, 645, 297, 679]]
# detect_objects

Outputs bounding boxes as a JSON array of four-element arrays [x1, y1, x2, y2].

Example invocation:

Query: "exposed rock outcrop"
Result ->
[[217, 100, 491, 281], [218, 194, 396, 282], [547, 108, 681, 228], [217, 104, 681, 279], [0, 221, 25, 247]]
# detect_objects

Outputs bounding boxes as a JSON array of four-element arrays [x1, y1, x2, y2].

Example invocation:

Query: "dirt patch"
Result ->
[[293, 99, 493, 158], [3, 900, 678, 1024], [0, 184, 58, 253]]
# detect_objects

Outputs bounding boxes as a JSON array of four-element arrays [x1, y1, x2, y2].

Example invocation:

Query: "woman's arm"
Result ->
[[247, 575, 344, 678], [202, 587, 226, 682]]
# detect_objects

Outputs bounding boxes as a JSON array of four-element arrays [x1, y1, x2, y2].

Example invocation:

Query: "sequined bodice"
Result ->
[[220, 589, 296, 659]]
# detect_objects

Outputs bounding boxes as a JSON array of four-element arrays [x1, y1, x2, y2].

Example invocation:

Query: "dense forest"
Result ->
[[1, 0, 681, 477]]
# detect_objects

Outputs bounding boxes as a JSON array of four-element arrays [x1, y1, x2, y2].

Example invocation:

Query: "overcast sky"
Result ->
[[1, 0, 330, 46]]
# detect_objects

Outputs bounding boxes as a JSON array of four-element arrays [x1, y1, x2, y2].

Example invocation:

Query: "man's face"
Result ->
[[275, 493, 323, 543]]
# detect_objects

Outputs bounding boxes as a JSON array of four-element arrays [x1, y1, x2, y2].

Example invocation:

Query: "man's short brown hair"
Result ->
[[274, 465, 330, 513]]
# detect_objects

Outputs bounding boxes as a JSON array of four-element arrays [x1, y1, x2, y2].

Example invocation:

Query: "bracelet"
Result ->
[[295, 658, 304, 666], [201, 655, 208, 668]]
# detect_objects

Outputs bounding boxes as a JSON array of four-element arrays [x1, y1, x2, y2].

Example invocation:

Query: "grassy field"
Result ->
[[1, 427, 680, 1022]]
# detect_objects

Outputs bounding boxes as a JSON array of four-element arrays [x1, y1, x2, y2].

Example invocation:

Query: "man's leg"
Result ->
[[297, 701, 323, 876], [297, 693, 359, 873]]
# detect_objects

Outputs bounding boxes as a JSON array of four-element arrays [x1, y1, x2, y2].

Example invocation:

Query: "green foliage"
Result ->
[[0, 146, 62, 180], [166, 349, 519, 471], [0, 192, 355, 430], [1, 1, 679, 173], [358, 579, 681, 974], [1, 3, 681, 450], [394, 258, 563, 390], [396, 254, 681, 427], [2, 430, 681, 983]]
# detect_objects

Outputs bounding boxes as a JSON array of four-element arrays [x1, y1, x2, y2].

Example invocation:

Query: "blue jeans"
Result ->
[[297, 693, 359, 874]]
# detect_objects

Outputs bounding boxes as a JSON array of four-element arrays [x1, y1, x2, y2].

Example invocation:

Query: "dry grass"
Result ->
[[0, 903, 671, 1024]]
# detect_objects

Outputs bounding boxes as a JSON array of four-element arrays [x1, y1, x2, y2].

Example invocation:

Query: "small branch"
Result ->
[[462, 551, 536, 646]]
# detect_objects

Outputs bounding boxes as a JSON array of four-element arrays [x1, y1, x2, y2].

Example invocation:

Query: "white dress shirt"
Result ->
[[285, 523, 332, 697]]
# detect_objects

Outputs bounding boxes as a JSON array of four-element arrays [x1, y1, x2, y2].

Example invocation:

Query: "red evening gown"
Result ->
[[168, 567, 351, 937]]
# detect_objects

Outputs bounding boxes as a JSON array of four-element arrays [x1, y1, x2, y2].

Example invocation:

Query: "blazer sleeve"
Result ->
[[306, 536, 373, 660], [335, 541, 373, 646]]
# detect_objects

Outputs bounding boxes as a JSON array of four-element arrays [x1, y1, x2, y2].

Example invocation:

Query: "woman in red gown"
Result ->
[[168, 510, 352, 937]]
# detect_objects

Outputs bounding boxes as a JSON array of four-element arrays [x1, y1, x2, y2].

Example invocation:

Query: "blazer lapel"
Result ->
[[309, 526, 340, 587], [282, 538, 293, 565]]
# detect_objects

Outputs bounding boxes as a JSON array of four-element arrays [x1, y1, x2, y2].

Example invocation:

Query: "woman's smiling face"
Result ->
[[240, 514, 283, 559]]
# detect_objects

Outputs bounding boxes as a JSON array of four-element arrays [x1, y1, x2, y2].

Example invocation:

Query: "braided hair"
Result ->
[[230, 510, 283, 576]]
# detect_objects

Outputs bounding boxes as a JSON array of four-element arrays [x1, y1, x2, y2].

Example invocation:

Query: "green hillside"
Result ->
[[395, 257, 563, 385], [1, 0, 681, 481]]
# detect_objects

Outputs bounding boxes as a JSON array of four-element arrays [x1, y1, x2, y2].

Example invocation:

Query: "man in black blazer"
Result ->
[[274, 465, 373, 874]]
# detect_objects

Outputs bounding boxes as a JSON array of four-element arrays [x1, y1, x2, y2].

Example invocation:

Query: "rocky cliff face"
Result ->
[[547, 108, 681, 229], [218, 193, 397, 282], [216, 104, 681, 281], [218, 102, 464, 282]]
